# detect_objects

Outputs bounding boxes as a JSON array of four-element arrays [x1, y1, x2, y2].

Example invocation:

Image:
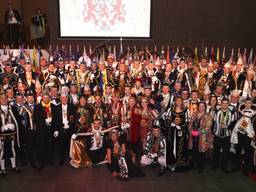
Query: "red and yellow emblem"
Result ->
[[83, 0, 126, 31], [174, 117, 181, 125]]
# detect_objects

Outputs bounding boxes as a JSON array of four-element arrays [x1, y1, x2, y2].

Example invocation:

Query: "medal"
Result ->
[[174, 117, 181, 124], [240, 117, 248, 131]]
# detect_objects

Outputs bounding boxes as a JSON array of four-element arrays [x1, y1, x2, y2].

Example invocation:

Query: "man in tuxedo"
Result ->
[[53, 94, 76, 165], [161, 63, 177, 87], [23, 91, 37, 168], [217, 62, 236, 95], [4, 1, 22, 47], [50, 86, 60, 106], [33, 91, 57, 170], [13, 92, 27, 166]]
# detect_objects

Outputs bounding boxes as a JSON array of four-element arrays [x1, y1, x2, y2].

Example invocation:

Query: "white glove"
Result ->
[[63, 123, 69, 129], [59, 78, 65, 85], [122, 123, 130, 130], [63, 119, 69, 129], [8, 123, 15, 131], [176, 125, 181, 130], [149, 153, 158, 159], [45, 117, 52, 124], [71, 134, 78, 140], [93, 86, 97, 92], [54, 131, 59, 138], [152, 76, 158, 83], [1, 125, 5, 132], [230, 144, 236, 154], [90, 74, 95, 80]]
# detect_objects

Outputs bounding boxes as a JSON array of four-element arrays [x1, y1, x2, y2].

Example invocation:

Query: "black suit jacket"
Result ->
[[5, 9, 22, 24], [19, 72, 37, 93], [53, 104, 76, 133], [33, 103, 57, 135]]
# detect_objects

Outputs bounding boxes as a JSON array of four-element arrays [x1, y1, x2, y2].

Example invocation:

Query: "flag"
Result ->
[[222, 46, 226, 61], [248, 48, 253, 65], [194, 47, 198, 65], [243, 48, 247, 68], [204, 47, 208, 57], [166, 45, 170, 64], [38, 48, 42, 66], [76, 45, 80, 53], [32, 46, 37, 71], [83, 46, 87, 56], [216, 47, 220, 63], [154, 45, 157, 61], [120, 37, 123, 54], [19, 44, 25, 59], [210, 47, 215, 61], [69, 45, 72, 56], [89, 45, 92, 55], [113, 45, 116, 61], [237, 48, 241, 58], [170, 47, 175, 63], [229, 48, 234, 63], [24, 45, 31, 62]]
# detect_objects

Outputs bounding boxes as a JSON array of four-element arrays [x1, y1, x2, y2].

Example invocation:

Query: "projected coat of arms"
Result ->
[[82, 0, 126, 31]]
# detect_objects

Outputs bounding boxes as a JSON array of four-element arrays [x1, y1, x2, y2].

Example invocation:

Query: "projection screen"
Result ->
[[58, 0, 151, 38]]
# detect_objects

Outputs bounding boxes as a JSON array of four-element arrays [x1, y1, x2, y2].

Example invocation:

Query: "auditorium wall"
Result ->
[[1, 0, 255, 49]]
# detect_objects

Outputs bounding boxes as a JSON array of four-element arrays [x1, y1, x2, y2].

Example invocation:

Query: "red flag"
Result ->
[[166, 45, 170, 64]]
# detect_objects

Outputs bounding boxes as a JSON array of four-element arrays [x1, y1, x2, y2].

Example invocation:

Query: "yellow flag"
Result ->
[[32, 46, 37, 72], [194, 47, 198, 65], [216, 47, 220, 63]]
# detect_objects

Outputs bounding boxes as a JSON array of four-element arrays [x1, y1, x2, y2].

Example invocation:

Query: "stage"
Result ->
[[0, 164, 255, 192]]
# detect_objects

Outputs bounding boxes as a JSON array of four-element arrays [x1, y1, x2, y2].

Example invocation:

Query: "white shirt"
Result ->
[[70, 94, 79, 105], [161, 93, 170, 108], [62, 104, 69, 129], [8, 10, 18, 24], [242, 80, 252, 98], [90, 129, 103, 151]]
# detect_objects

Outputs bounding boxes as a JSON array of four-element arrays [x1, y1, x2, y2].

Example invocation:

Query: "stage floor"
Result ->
[[0, 164, 255, 192]]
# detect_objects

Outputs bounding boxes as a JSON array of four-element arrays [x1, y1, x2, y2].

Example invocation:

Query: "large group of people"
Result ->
[[0, 45, 256, 181]]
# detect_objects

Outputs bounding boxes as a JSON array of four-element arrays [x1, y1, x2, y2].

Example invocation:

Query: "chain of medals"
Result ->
[[220, 110, 229, 128], [0, 106, 12, 126]]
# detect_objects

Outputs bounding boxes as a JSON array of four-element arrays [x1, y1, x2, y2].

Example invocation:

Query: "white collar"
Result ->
[[1, 105, 8, 111], [62, 104, 68, 108]]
